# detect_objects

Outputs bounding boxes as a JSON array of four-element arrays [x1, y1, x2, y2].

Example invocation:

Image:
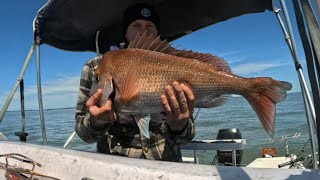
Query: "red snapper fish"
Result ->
[[91, 33, 292, 138]]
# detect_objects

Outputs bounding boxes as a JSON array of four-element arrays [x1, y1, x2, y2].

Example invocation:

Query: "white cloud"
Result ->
[[213, 49, 255, 64], [25, 76, 80, 96], [232, 63, 287, 75], [0, 76, 81, 111], [217, 49, 247, 57]]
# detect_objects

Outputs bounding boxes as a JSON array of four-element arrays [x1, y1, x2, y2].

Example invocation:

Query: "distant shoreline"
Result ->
[[5, 91, 302, 113], [6, 107, 76, 113]]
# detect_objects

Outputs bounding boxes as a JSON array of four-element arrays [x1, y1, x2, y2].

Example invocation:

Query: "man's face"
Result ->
[[125, 19, 158, 42]]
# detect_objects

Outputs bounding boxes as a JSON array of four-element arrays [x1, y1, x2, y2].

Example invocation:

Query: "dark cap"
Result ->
[[122, 3, 160, 33]]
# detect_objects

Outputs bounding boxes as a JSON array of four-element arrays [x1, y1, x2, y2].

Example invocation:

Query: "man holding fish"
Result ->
[[75, 2, 292, 162], [75, 3, 196, 162]]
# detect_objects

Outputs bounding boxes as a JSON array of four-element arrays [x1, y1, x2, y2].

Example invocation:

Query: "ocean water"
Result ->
[[0, 92, 315, 166]]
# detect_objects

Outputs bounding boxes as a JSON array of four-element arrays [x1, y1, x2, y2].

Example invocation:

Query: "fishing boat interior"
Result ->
[[1, 0, 320, 179]]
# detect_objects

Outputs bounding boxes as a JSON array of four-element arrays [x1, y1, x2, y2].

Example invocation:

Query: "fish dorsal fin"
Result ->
[[128, 31, 171, 53], [170, 49, 231, 72], [128, 31, 230, 72]]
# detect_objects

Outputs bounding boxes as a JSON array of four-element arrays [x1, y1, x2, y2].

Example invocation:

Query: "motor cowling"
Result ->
[[216, 128, 243, 166]]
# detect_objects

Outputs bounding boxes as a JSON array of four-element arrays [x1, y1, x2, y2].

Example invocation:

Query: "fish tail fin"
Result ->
[[244, 78, 292, 137], [134, 115, 151, 139]]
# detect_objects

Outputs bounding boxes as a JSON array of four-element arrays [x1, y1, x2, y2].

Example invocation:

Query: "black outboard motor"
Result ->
[[216, 128, 243, 166]]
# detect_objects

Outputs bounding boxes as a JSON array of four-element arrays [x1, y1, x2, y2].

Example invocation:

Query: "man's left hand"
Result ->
[[161, 81, 194, 132]]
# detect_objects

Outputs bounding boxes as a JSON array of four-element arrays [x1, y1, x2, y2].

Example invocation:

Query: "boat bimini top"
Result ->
[[33, 0, 272, 52]]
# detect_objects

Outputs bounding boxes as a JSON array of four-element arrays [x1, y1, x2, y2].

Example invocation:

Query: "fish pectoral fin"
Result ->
[[134, 115, 151, 139], [197, 95, 228, 108], [118, 60, 141, 104]]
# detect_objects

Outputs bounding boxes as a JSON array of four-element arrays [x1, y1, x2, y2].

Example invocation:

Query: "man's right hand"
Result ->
[[86, 89, 117, 126]]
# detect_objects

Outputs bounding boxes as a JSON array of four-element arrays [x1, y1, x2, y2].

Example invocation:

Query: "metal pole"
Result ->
[[0, 43, 36, 123], [193, 150, 197, 164], [232, 150, 236, 166], [36, 45, 47, 144], [315, 0, 320, 22], [95, 30, 100, 56], [0, 132, 7, 141], [63, 132, 76, 148], [276, 0, 318, 169], [19, 79, 26, 133], [300, 82, 318, 167], [276, 1, 316, 125], [301, 0, 320, 66], [300, 0, 320, 168]]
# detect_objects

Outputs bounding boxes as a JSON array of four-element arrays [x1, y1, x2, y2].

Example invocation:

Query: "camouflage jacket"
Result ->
[[75, 56, 196, 162]]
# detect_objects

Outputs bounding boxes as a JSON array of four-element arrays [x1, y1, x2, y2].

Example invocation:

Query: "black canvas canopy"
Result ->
[[34, 0, 273, 52]]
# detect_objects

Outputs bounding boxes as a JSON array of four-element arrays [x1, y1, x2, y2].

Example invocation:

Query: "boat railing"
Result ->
[[180, 139, 246, 166], [267, 132, 301, 157]]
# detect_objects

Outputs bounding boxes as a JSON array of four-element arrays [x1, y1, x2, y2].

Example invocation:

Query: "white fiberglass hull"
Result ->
[[0, 141, 319, 180]]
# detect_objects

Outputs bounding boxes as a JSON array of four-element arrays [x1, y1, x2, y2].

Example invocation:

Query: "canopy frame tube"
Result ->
[[36, 45, 47, 144], [0, 43, 36, 123], [0, 42, 48, 144], [274, 0, 319, 168]]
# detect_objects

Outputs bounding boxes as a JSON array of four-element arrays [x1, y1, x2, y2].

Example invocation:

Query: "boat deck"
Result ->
[[247, 157, 291, 169]]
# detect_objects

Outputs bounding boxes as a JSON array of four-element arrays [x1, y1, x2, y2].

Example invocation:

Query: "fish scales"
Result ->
[[105, 49, 254, 112]]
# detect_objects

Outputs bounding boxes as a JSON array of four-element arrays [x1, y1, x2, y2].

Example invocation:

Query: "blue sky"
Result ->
[[0, 1, 318, 111]]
